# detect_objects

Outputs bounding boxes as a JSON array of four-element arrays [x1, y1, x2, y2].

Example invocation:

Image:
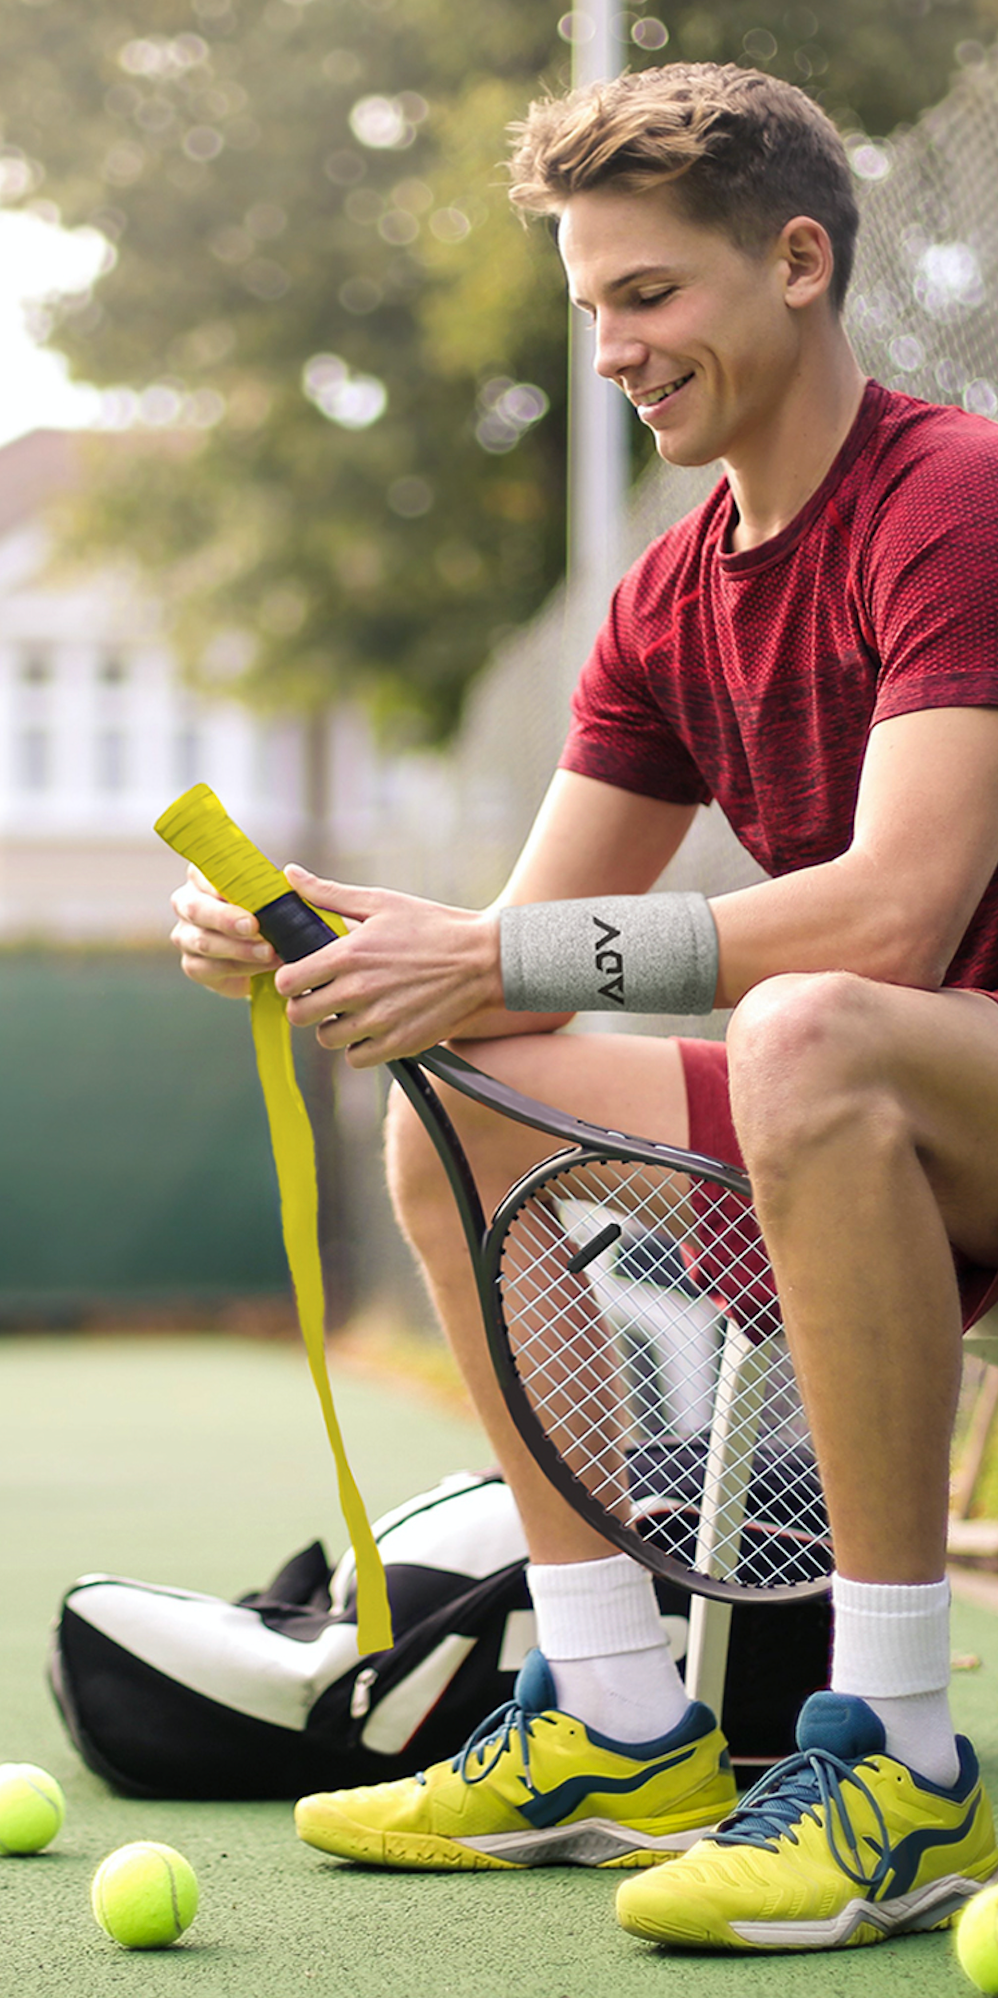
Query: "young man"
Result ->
[[172, 64, 998, 1951]]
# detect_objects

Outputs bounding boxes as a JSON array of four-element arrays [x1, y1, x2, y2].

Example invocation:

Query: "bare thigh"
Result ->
[[389, 1028, 693, 1221]]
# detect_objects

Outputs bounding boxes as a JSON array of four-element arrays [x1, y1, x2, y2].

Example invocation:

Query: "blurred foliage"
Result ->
[[1, 0, 997, 736]]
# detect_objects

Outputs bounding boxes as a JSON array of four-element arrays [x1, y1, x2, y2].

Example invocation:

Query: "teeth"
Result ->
[[642, 375, 691, 405]]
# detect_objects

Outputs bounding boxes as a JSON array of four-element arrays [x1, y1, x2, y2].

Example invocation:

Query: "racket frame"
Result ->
[[393, 1047, 831, 1608]]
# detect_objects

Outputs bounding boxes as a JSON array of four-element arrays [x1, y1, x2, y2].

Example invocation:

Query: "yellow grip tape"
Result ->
[[249, 977, 392, 1653], [155, 786, 392, 1655]]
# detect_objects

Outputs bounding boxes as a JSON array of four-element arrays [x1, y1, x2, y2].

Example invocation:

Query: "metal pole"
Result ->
[[567, 2, 628, 650]]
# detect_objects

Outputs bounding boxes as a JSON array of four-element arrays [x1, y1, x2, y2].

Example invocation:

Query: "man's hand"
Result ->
[[170, 863, 279, 999], [275, 865, 504, 1065]]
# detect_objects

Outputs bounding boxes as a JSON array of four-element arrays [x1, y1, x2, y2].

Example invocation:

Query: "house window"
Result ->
[[175, 727, 200, 790], [19, 652, 51, 685], [17, 728, 50, 790], [96, 729, 127, 793]]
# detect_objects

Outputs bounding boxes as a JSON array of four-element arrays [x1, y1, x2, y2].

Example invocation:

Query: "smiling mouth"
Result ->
[[636, 373, 694, 408]]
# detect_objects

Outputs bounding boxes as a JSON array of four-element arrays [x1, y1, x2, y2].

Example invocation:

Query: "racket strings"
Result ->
[[495, 1153, 831, 1593]]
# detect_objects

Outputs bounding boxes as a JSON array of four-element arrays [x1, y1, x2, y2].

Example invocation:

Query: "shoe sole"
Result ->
[[295, 1804, 718, 1871], [617, 1865, 998, 1949]]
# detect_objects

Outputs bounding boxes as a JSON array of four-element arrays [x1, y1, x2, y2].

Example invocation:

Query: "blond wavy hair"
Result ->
[[508, 63, 859, 311]]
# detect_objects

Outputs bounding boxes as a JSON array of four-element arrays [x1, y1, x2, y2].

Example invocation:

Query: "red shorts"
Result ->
[[677, 1034, 998, 1335]]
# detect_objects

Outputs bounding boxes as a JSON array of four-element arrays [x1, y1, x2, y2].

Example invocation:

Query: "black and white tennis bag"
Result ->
[[50, 1469, 831, 1800]]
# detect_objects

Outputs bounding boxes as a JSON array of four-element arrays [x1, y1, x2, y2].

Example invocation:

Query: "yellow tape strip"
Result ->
[[155, 786, 393, 1655], [249, 976, 392, 1654]]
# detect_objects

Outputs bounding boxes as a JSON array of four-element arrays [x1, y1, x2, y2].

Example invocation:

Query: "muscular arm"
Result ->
[[456, 771, 699, 1039], [499, 770, 697, 907], [171, 770, 697, 1062], [285, 772, 696, 1058], [710, 706, 998, 1005]]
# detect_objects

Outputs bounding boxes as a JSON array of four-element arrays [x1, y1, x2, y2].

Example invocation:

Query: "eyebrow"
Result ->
[[568, 264, 681, 312]]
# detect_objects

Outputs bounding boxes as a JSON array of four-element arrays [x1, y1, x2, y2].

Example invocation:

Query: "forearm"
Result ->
[[500, 891, 719, 1015], [710, 849, 956, 1007], [499, 848, 968, 1021], [448, 994, 576, 1044], [451, 774, 697, 1039]]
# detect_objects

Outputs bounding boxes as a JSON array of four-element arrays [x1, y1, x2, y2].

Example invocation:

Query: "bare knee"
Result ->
[[727, 972, 908, 1187], [384, 1071, 501, 1250]]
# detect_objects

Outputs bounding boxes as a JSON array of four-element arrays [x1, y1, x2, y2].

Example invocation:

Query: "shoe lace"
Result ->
[[713, 1749, 892, 1893], [415, 1699, 553, 1790]]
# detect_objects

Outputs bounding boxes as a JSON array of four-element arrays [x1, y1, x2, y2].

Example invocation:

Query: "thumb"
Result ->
[[284, 864, 379, 924]]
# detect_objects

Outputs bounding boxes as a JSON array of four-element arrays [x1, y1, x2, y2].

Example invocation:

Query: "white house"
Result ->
[[0, 427, 468, 942]]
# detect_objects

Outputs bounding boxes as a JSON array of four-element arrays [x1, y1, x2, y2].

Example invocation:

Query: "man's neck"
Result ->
[[724, 338, 868, 554]]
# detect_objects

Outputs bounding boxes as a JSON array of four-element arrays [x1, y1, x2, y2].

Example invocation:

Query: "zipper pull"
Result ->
[[350, 1666, 379, 1719]]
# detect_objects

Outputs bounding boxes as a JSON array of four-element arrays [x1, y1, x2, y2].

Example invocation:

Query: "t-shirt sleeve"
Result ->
[[558, 565, 713, 805], [866, 418, 998, 725]]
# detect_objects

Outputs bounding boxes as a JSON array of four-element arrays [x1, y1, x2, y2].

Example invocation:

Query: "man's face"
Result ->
[[558, 181, 803, 471]]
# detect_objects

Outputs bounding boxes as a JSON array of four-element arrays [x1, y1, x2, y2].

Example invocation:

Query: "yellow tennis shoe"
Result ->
[[616, 1691, 998, 1950], [295, 1650, 736, 1870]]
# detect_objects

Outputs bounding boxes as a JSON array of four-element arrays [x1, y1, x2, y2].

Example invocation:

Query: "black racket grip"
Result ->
[[255, 889, 341, 967]]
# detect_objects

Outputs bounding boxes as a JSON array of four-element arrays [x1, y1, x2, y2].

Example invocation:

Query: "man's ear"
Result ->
[[778, 215, 835, 309]]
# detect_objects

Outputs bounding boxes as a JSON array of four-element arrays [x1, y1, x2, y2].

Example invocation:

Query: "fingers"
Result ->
[[284, 864, 374, 926], [275, 943, 390, 1054], [272, 871, 373, 1010], [170, 859, 278, 995], [274, 892, 501, 1062], [170, 914, 277, 966], [170, 862, 264, 938]]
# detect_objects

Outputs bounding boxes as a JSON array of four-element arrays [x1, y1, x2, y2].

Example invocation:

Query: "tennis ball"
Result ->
[[91, 1841, 199, 1950], [957, 1885, 998, 1993], [0, 1763, 65, 1854]]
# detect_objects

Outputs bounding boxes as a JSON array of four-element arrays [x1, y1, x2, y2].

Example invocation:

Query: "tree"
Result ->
[[2, 0, 997, 736]]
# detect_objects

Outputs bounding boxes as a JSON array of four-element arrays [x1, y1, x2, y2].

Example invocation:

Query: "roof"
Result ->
[[0, 428, 79, 541]]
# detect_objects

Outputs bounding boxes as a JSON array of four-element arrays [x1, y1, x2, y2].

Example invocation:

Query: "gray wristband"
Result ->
[[500, 892, 719, 1015]]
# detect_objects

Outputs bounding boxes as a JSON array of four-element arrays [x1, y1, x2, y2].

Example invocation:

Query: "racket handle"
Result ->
[[254, 889, 344, 967]]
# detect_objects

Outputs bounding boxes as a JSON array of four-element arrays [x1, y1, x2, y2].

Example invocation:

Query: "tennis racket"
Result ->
[[157, 787, 831, 1635]]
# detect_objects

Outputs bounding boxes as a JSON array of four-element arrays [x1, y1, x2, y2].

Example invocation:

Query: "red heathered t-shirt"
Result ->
[[560, 379, 998, 991]]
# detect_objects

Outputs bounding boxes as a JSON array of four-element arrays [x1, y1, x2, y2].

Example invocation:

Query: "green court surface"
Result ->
[[1, 1333, 993, 1998]]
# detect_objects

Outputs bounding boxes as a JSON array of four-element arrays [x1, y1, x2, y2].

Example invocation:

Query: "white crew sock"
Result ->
[[526, 1553, 691, 1744], [831, 1574, 959, 1788]]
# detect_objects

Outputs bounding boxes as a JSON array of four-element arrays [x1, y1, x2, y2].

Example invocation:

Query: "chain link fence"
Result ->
[[331, 52, 998, 1326], [439, 46, 998, 1040]]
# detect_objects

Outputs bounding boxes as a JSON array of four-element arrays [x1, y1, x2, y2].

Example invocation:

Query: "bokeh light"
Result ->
[[914, 242, 985, 319], [388, 476, 434, 517], [557, 13, 596, 45], [475, 379, 550, 454], [848, 139, 893, 182], [302, 352, 388, 429], [348, 93, 428, 152], [631, 19, 669, 50], [429, 208, 471, 244]]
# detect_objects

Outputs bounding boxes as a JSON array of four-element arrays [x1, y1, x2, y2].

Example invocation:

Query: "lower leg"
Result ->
[[385, 1029, 694, 1734]]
